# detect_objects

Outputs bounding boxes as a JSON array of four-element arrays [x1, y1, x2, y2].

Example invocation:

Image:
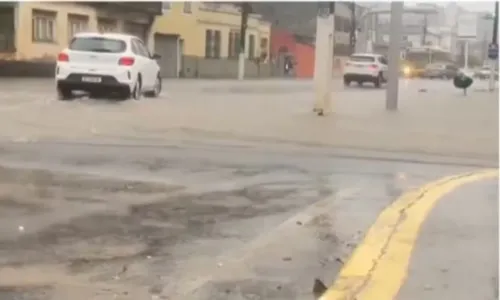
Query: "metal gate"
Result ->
[[154, 33, 179, 78], [124, 21, 148, 42]]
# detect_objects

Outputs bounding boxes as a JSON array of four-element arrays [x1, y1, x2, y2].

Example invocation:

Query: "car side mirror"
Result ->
[[152, 53, 161, 59]]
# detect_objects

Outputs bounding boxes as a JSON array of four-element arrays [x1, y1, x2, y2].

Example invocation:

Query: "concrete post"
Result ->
[[313, 4, 335, 116], [464, 40, 469, 69], [238, 53, 245, 80], [366, 39, 373, 53], [237, 3, 250, 80], [488, 59, 496, 91], [386, 1, 403, 111]]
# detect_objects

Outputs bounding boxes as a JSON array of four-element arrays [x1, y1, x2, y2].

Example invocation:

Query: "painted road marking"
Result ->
[[320, 169, 499, 300]]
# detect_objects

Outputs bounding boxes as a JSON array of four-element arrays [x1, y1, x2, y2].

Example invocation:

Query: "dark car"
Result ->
[[422, 63, 459, 79]]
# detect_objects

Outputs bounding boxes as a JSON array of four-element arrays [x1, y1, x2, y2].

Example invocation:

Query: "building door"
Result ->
[[154, 33, 179, 78], [0, 6, 15, 54]]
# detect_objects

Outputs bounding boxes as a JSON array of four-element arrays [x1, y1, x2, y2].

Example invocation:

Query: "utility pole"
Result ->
[[386, 1, 404, 111], [237, 2, 251, 80], [313, 2, 335, 116], [421, 14, 428, 46], [489, 2, 499, 92], [349, 2, 356, 55], [422, 13, 432, 64]]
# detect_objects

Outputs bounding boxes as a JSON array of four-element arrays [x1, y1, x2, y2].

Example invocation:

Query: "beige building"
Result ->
[[0, 2, 161, 62], [152, 2, 271, 78]]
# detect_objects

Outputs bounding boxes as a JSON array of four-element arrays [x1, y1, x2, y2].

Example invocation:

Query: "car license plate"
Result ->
[[81, 76, 101, 83]]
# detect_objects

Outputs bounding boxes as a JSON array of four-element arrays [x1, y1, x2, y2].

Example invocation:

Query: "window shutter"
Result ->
[[234, 33, 241, 56], [214, 30, 221, 58], [205, 29, 211, 58], [228, 32, 233, 58]]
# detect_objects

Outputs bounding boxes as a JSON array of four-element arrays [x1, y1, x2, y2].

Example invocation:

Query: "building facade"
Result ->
[[0, 1, 162, 76], [153, 2, 271, 78]]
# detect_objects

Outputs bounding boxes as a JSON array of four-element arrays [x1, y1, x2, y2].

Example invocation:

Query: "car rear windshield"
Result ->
[[349, 56, 375, 63], [69, 37, 126, 53]]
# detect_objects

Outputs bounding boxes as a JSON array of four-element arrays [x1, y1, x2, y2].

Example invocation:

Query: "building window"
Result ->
[[183, 2, 192, 14], [98, 18, 117, 33], [68, 14, 88, 41], [259, 37, 268, 61], [334, 16, 344, 32], [228, 30, 240, 58], [0, 8, 15, 52], [32, 10, 56, 43], [162, 2, 171, 11], [248, 34, 255, 59], [344, 19, 352, 33], [260, 37, 268, 50], [205, 29, 221, 59]]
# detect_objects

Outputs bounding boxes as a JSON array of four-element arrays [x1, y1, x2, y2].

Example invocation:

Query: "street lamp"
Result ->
[[349, 2, 356, 54]]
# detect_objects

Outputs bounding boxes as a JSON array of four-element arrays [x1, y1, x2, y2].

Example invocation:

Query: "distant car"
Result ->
[[473, 67, 499, 80], [421, 63, 459, 79], [55, 32, 162, 101], [343, 53, 388, 88]]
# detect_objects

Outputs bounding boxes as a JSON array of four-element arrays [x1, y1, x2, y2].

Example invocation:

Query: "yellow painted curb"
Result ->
[[320, 169, 498, 300]]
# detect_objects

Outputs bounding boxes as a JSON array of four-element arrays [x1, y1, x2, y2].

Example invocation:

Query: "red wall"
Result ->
[[270, 29, 296, 56], [295, 42, 315, 78], [270, 28, 315, 79]]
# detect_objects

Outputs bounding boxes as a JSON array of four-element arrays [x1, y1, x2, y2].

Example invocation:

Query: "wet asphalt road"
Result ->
[[0, 140, 476, 300], [0, 78, 495, 299]]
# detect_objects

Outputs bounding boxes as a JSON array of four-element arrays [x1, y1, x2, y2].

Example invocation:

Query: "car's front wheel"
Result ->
[[373, 73, 382, 88]]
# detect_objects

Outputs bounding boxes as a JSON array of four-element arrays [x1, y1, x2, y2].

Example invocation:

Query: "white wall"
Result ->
[[404, 33, 440, 48]]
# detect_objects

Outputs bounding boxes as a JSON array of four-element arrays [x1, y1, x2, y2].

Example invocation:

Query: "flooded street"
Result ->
[[0, 140, 476, 300]]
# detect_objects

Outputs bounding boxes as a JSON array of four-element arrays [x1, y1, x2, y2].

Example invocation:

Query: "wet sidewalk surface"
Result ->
[[0, 141, 478, 300], [397, 178, 498, 300]]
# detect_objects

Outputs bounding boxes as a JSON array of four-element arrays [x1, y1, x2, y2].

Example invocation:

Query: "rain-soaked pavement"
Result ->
[[0, 140, 478, 300]]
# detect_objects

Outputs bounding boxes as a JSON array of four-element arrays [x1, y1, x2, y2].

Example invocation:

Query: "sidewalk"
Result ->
[[396, 178, 498, 300], [319, 170, 498, 300]]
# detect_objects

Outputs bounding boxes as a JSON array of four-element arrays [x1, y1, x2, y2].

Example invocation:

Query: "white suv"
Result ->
[[55, 32, 162, 101], [343, 53, 388, 88]]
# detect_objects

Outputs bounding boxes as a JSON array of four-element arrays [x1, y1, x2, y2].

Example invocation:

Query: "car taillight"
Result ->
[[119, 57, 135, 66], [57, 53, 69, 62], [369, 64, 378, 69]]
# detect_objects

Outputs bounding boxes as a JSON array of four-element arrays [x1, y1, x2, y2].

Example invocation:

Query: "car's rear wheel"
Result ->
[[144, 74, 162, 98], [343, 77, 351, 86], [57, 87, 73, 101], [374, 73, 382, 88], [120, 77, 142, 101]]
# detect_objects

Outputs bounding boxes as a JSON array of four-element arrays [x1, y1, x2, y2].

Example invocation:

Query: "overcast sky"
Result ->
[[459, 1, 496, 13]]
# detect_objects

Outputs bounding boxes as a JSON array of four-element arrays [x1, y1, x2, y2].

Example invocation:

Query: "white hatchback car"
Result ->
[[343, 53, 388, 88], [55, 32, 162, 101]]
